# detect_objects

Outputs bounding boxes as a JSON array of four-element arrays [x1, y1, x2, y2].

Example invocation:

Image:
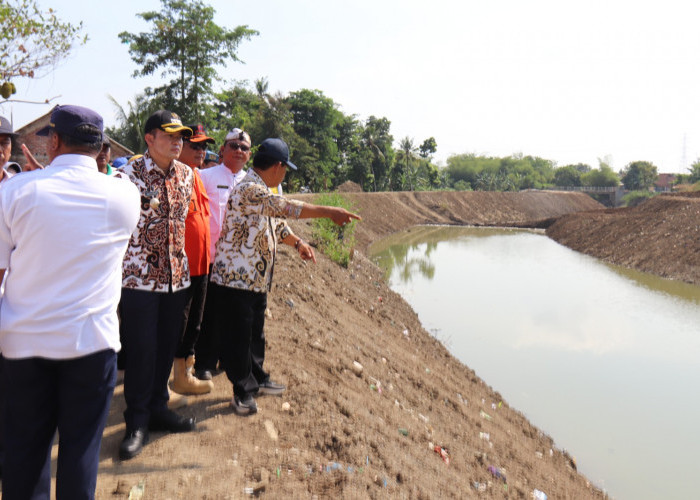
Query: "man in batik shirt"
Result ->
[[117, 110, 197, 460], [208, 138, 360, 416]]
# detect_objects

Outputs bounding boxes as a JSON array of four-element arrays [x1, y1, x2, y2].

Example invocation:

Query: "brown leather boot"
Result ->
[[167, 387, 188, 409], [171, 356, 214, 395]]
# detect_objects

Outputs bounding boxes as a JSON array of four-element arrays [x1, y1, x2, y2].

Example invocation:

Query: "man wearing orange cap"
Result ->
[[170, 125, 215, 396]]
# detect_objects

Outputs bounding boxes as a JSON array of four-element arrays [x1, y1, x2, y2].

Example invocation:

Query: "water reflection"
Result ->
[[370, 226, 700, 500]]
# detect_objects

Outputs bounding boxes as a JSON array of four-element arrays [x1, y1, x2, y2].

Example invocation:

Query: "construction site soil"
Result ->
[[84, 187, 697, 499]]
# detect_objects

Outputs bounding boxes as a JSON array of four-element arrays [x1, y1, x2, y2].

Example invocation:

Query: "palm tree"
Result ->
[[106, 93, 164, 153], [397, 136, 417, 191]]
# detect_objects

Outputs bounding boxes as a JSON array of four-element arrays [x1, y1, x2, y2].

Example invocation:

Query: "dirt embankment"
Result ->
[[546, 191, 700, 285], [94, 189, 687, 499]]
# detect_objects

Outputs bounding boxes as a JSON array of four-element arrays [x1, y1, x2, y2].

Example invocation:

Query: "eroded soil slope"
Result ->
[[546, 192, 700, 285]]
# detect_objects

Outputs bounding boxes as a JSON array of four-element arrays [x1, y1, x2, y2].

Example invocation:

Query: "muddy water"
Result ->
[[370, 226, 700, 500]]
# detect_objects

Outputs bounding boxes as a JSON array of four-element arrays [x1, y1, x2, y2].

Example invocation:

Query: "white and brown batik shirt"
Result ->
[[120, 152, 194, 292], [210, 169, 304, 293]]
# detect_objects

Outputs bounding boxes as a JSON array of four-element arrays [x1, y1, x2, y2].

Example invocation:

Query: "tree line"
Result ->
[[4, 0, 700, 194]]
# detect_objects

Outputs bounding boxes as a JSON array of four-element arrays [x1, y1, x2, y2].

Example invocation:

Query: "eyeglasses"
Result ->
[[227, 142, 250, 152], [186, 141, 207, 151]]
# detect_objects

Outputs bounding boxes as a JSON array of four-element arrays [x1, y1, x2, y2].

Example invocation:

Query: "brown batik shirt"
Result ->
[[120, 152, 194, 292], [210, 169, 304, 293]]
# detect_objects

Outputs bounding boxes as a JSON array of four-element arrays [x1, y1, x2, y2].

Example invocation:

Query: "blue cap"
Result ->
[[0, 116, 16, 136], [204, 150, 219, 163], [112, 156, 128, 168], [36, 105, 103, 142], [255, 138, 298, 170]]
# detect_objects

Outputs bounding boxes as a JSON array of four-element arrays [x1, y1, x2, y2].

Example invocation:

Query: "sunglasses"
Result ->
[[227, 142, 250, 152], [186, 141, 208, 151]]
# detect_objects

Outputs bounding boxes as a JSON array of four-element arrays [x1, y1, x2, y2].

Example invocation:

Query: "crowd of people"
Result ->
[[0, 105, 360, 499]]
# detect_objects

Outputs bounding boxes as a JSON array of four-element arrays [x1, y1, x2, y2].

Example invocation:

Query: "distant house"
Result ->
[[10, 110, 133, 168], [654, 173, 676, 192]]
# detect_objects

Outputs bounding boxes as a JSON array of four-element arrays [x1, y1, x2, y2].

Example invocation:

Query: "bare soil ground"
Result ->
[[546, 191, 700, 285], [79, 188, 697, 499]]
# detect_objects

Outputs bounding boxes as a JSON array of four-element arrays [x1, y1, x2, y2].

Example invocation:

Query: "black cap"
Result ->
[[36, 105, 103, 142], [255, 138, 298, 170], [144, 110, 192, 137], [186, 124, 215, 144], [0, 116, 16, 136]]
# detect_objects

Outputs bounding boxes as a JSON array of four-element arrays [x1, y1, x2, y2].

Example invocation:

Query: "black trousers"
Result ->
[[119, 288, 188, 429], [208, 284, 269, 398], [194, 273, 219, 372], [1, 349, 116, 500], [175, 273, 208, 359]]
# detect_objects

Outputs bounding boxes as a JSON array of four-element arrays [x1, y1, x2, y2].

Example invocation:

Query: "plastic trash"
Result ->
[[533, 489, 548, 500], [480, 410, 494, 421], [487, 465, 506, 483], [398, 428, 409, 436], [128, 481, 145, 500], [433, 445, 450, 465]]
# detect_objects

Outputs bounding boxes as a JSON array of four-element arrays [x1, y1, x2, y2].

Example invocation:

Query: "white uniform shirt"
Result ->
[[199, 163, 247, 260], [0, 154, 140, 359]]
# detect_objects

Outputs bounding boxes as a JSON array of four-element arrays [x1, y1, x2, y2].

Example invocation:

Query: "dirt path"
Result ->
[[84, 189, 696, 499]]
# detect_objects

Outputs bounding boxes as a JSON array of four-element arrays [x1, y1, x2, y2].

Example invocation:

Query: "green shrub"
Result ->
[[622, 190, 655, 207], [311, 193, 358, 267]]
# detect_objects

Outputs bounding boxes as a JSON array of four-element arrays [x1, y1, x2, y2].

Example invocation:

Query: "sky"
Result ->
[[3, 0, 700, 173]]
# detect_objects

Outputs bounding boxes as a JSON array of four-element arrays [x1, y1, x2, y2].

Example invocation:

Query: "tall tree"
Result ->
[[554, 165, 583, 187], [419, 137, 437, 159], [581, 164, 619, 187], [0, 0, 86, 100], [361, 116, 394, 191], [395, 137, 417, 190], [210, 83, 262, 143], [620, 161, 658, 191], [119, 0, 257, 120], [285, 89, 344, 192]]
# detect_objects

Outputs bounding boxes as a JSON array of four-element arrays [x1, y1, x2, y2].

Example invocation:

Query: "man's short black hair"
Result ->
[[55, 125, 103, 154], [252, 154, 280, 170]]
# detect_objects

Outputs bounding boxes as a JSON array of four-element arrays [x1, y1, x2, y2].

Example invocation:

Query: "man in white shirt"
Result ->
[[0, 105, 140, 499], [193, 128, 251, 380], [199, 127, 251, 260]]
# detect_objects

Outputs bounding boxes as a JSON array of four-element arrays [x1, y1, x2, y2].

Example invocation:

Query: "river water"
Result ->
[[370, 226, 700, 500]]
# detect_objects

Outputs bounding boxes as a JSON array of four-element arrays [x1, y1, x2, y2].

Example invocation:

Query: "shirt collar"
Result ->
[[47, 154, 98, 171], [143, 151, 176, 177], [243, 168, 263, 183]]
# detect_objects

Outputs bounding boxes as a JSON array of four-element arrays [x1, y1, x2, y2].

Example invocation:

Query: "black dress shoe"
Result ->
[[257, 379, 286, 396], [149, 409, 196, 433], [119, 428, 148, 460]]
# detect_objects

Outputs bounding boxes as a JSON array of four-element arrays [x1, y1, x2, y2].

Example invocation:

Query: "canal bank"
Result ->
[[371, 225, 700, 499], [94, 189, 693, 498]]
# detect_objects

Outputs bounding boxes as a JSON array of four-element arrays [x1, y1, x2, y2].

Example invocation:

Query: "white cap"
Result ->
[[224, 128, 251, 144]]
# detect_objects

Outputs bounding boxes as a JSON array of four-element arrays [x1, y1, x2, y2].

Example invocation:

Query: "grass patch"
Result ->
[[622, 190, 655, 207], [311, 193, 358, 267]]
